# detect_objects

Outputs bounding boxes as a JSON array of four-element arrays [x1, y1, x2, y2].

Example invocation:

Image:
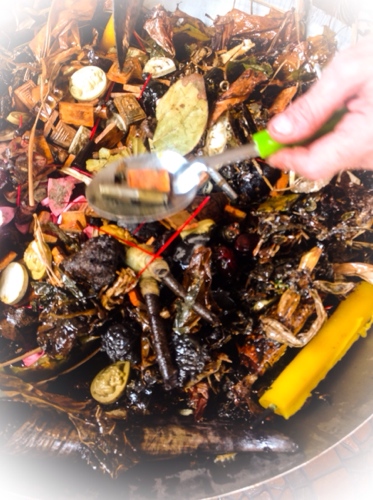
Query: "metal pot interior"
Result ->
[[0, 1, 371, 499]]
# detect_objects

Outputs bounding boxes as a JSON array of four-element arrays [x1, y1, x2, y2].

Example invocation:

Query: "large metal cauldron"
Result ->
[[0, 1, 372, 498]]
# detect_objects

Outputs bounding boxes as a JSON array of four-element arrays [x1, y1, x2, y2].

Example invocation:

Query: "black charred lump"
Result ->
[[0, 306, 38, 343], [37, 316, 86, 358], [204, 67, 225, 107], [63, 235, 122, 292], [172, 333, 211, 384], [139, 80, 168, 116], [101, 323, 140, 364]]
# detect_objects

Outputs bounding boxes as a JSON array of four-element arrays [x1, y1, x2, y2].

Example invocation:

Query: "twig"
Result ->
[[161, 272, 219, 326], [137, 196, 210, 277], [0, 347, 44, 368], [140, 277, 178, 390]]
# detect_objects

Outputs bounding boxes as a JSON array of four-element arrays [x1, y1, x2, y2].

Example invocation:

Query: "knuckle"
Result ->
[[286, 98, 316, 127]]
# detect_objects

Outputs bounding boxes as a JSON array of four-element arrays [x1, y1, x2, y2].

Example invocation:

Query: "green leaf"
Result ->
[[226, 59, 274, 81], [152, 73, 208, 156], [173, 23, 211, 42]]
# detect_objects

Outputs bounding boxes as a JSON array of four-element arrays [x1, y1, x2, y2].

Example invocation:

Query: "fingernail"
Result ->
[[270, 114, 294, 135]]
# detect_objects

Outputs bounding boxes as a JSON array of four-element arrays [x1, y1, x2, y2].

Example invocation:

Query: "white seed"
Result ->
[[0, 262, 29, 305]]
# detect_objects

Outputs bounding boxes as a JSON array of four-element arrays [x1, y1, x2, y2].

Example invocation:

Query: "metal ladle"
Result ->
[[86, 112, 345, 223], [85, 128, 281, 223]]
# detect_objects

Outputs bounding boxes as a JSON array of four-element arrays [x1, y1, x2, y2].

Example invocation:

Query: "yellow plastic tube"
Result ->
[[259, 281, 373, 419]]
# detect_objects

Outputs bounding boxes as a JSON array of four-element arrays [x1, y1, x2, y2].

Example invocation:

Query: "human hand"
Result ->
[[267, 35, 373, 180]]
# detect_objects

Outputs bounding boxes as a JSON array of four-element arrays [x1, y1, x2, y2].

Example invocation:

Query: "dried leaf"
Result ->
[[173, 246, 213, 333], [212, 9, 293, 50], [152, 73, 208, 155], [47, 176, 77, 216], [28, 1, 97, 59], [210, 69, 267, 124], [144, 5, 175, 56], [171, 8, 212, 41], [0, 370, 89, 415], [268, 85, 298, 117], [333, 262, 373, 284]]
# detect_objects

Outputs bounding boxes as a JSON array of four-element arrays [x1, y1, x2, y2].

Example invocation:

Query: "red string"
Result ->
[[133, 31, 147, 52], [137, 73, 152, 100], [137, 196, 210, 277], [95, 226, 155, 256], [132, 222, 145, 235], [104, 81, 115, 101], [89, 118, 101, 140], [89, 82, 116, 140], [16, 185, 22, 206], [89, 197, 210, 277]]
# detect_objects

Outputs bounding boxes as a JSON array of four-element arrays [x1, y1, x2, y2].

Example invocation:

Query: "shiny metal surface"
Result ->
[[1, 1, 372, 499], [0, 325, 372, 499], [86, 150, 200, 222], [80, 0, 373, 495], [86, 143, 262, 222]]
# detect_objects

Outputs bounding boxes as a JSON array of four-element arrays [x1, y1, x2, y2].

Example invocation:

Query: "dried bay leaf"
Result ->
[[152, 73, 208, 156]]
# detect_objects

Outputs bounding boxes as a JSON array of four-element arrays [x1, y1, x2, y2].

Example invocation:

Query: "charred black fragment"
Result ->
[[101, 322, 140, 364], [139, 80, 169, 116], [63, 235, 122, 293], [172, 332, 211, 384]]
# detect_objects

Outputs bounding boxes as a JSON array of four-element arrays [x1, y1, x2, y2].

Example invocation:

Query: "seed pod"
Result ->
[[90, 361, 130, 404], [24, 240, 52, 280]]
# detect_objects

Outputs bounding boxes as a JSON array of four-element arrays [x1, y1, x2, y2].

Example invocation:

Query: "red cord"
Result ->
[[104, 81, 115, 101], [89, 82, 116, 140], [132, 222, 145, 235], [90, 197, 210, 277], [137, 73, 152, 100], [137, 196, 210, 277], [89, 118, 101, 140], [16, 184, 21, 206], [133, 31, 147, 52], [95, 226, 155, 256]]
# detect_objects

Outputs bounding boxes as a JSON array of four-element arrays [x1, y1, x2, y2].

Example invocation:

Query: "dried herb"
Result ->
[[152, 73, 208, 155]]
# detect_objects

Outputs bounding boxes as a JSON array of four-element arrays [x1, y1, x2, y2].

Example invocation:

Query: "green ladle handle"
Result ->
[[253, 108, 347, 159]]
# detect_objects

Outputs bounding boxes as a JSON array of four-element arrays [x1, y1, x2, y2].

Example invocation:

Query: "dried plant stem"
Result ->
[[162, 272, 219, 325], [252, 159, 274, 191], [27, 120, 37, 207], [140, 277, 178, 390], [33, 215, 63, 286], [27, 0, 56, 207], [36, 346, 101, 386], [0, 347, 43, 368]]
